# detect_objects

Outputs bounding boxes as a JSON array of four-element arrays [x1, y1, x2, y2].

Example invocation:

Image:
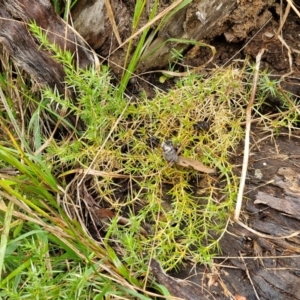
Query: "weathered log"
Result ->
[[150, 258, 208, 300], [255, 191, 300, 220], [138, 0, 238, 71], [138, 0, 277, 71], [217, 221, 300, 299], [0, 0, 278, 90], [0, 5, 65, 94], [0, 0, 95, 94], [72, 0, 130, 53], [71, 0, 239, 74], [71, 0, 277, 74], [71, 0, 137, 76]]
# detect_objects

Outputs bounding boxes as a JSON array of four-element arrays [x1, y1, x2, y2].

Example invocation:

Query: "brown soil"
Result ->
[[186, 3, 300, 88]]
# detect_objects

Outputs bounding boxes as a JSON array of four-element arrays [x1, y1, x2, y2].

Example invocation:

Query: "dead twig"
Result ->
[[234, 48, 265, 221], [229, 47, 300, 239], [235, 220, 300, 240], [273, 2, 290, 39], [104, 0, 122, 45], [286, 0, 300, 19], [239, 252, 260, 300]]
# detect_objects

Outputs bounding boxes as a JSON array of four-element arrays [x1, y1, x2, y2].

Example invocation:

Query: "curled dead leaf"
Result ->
[[178, 156, 215, 174], [161, 140, 215, 173]]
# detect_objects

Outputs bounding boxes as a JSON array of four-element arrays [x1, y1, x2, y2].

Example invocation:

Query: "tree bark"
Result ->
[[0, 0, 95, 94], [71, 0, 131, 53], [0, 0, 278, 91], [0, 5, 65, 94], [71, 0, 277, 74], [138, 0, 237, 71], [71, 0, 238, 74]]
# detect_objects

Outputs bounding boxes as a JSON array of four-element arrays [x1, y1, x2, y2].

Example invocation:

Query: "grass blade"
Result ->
[[0, 200, 14, 279]]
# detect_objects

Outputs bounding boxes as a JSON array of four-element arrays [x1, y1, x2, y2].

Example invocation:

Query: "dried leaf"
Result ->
[[161, 140, 216, 173], [234, 294, 247, 300], [94, 208, 115, 220], [178, 156, 215, 173], [207, 274, 219, 288]]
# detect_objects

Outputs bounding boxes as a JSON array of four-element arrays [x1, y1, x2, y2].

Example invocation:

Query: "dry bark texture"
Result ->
[[166, 133, 300, 300], [138, 0, 238, 71], [71, 0, 239, 73], [71, 0, 132, 76], [71, 0, 278, 75], [139, 0, 278, 71], [0, 0, 280, 88], [0, 5, 65, 94], [0, 0, 94, 94], [72, 0, 130, 53]]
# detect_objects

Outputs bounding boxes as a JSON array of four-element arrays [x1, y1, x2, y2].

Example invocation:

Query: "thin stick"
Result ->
[[286, 0, 300, 19], [233, 47, 300, 239], [34, 119, 61, 156], [78, 100, 130, 186], [104, 0, 122, 45], [273, 2, 290, 39], [239, 252, 260, 300], [234, 48, 265, 221], [235, 219, 300, 240], [111, 0, 185, 53]]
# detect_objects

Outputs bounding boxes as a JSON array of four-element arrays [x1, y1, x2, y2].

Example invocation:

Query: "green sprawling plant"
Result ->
[[20, 21, 247, 271], [1, 1, 299, 299]]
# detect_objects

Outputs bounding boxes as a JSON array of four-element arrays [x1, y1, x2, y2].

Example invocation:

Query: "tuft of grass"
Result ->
[[0, 138, 154, 299], [0, 216, 151, 299], [51, 0, 78, 18], [248, 67, 300, 133], [0, 47, 154, 299], [117, 0, 195, 96]]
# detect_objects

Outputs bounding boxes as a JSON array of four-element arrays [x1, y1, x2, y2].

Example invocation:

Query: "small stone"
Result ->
[[254, 169, 263, 179], [161, 140, 179, 163]]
